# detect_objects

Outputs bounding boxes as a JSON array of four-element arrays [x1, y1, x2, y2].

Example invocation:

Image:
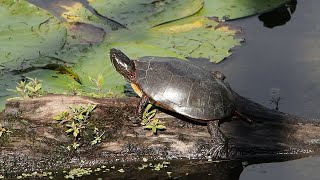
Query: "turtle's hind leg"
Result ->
[[207, 121, 229, 159]]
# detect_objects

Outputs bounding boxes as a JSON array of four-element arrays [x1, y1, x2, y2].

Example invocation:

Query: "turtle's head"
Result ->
[[110, 48, 136, 81]]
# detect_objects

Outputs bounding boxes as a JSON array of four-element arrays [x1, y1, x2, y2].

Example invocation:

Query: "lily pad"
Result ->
[[45, 0, 204, 30], [90, 0, 204, 29], [0, 73, 22, 110], [0, 0, 67, 70], [69, 43, 126, 94], [201, 0, 289, 20], [106, 16, 242, 63], [26, 0, 123, 31]]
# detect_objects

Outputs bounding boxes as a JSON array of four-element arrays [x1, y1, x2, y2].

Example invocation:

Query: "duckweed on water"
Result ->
[[117, 168, 125, 173], [138, 157, 150, 170], [154, 161, 171, 171], [10, 161, 173, 179], [64, 167, 93, 179], [15, 171, 53, 179], [138, 161, 171, 171], [138, 164, 149, 170], [94, 168, 101, 172]]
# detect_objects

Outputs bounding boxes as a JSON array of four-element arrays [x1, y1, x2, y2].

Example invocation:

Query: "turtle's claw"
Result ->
[[208, 142, 242, 159], [207, 121, 230, 159], [208, 140, 229, 159]]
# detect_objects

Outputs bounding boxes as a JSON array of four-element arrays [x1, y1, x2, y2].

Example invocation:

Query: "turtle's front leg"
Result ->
[[207, 121, 229, 159], [131, 94, 149, 124]]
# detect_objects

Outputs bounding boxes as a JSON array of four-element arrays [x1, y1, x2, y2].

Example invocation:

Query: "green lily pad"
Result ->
[[201, 0, 289, 20], [0, 0, 67, 70], [0, 73, 22, 110], [27, 0, 123, 31], [90, 0, 204, 29], [106, 16, 242, 62], [106, 30, 185, 59], [0, 66, 78, 110], [23, 69, 75, 94], [27, 0, 204, 31], [70, 43, 126, 94]]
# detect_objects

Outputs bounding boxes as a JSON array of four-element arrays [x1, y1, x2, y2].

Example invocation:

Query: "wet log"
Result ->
[[1, 94, 320, 174]]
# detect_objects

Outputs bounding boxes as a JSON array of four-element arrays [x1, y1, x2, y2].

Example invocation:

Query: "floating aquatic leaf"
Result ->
[[90, 0, 204, 29], [69, 43, 126, 94], [200, 0, 289, 20], [27, 0, 126, 31], [30, 0, 204, 36], [107, 17, 242, 62], [0, 1, 67, 70]]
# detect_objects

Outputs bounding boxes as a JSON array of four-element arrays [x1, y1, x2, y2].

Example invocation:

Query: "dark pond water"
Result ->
[[44, 155, 302, 180], [192, 0, 320, 119]]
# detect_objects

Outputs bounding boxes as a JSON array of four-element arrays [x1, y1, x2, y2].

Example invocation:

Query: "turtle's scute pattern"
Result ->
[[134, 56, 235, 120]]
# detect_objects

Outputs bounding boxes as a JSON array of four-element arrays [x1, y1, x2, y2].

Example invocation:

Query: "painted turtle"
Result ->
[[109, 48, 249, 158]]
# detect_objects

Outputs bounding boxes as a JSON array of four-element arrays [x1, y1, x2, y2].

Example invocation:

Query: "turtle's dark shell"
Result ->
[[133, 56, 236, 120]]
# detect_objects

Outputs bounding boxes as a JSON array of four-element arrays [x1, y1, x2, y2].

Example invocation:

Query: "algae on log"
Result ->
[[1, 94, 320, 173]]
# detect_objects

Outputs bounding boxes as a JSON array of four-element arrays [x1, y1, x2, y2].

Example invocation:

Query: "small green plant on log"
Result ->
[[87, 74, 119, 98], [7, 77, 43, 99], [68, 81, 81, 95], [68, 74, 120, 98], [141, 104, 166, 134], [53, 103, 101, 150], [89, 74, 104, 97], [91, 127, 105, 146], [0, 123, 12, 146], [0, 123, 12, 138]]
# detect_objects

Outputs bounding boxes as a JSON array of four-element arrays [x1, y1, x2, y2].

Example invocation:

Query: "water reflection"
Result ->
[[269, 88, 282, 111], [258, 0, 297, 28]]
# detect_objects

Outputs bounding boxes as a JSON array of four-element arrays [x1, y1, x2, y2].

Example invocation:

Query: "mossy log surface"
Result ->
[[1, 94, 320, 173]]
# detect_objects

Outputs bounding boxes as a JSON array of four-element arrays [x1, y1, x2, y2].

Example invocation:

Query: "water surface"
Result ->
[[193, 0, 320, 119]]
